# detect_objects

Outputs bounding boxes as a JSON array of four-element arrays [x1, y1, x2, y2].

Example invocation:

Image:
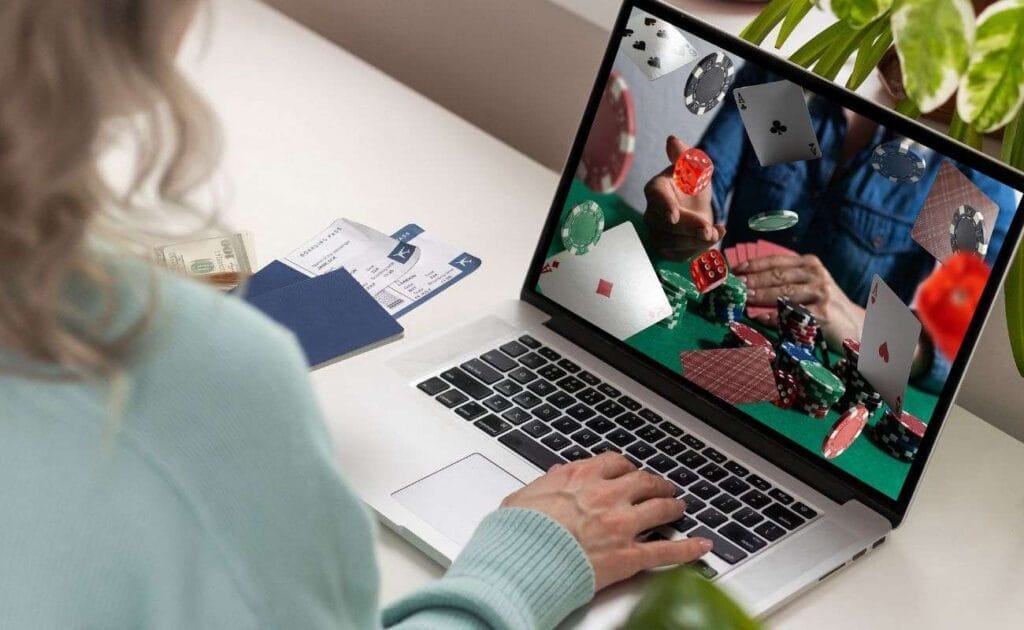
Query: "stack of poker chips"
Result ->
[[723, 322, 776, 362], [658, 269, 700, 329], [774, 341, 816, 373], [794, 360, 845, 418], [871, 407, 927, 461], [701, 274, 747, 324], [833, 339, 883, 412], [777, 296, 819, 349]]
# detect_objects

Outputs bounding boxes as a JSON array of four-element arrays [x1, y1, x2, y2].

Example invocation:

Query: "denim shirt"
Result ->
[[698, 64, 1017, 390]]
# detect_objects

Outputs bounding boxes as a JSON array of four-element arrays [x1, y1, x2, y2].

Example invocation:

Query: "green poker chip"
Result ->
[[749, 209, 799, 232], [658, 268, 700, 301], [561, 201, 605, 255]]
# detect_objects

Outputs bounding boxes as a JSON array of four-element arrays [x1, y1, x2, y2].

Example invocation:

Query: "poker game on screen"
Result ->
[[535, 7, 1021, 500]]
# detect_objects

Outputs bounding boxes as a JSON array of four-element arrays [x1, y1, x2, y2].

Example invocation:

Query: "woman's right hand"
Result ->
[[501, 452, 712, 591]]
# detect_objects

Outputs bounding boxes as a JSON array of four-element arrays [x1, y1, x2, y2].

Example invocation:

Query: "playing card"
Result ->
[[733, 81, 822, 167], [911, 161, 1000, 262], [724, 246, 739, 267], [622, 11, 698, 80], [680, 346, 777, 405], [538, 222, 672, 340], [756, 239, 797, 258], [858, 275, 921, 415], [743, 242, 758, 262]]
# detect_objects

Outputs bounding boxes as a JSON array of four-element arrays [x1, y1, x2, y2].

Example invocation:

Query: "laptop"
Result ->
[[320, 0, 1024, 623]]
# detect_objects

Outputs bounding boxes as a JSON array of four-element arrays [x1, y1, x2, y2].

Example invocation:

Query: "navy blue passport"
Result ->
[[243, 266, 403, 368]]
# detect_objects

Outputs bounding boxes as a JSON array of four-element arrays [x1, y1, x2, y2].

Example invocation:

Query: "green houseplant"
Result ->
[[623, 567, 761, 630]]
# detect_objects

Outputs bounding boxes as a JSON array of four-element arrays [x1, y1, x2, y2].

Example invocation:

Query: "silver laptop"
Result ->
[[322, 0, 1024, 623]]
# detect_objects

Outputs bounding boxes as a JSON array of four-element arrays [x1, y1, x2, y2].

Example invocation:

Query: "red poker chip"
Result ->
[[577, 71, 635, 193], [822, 405, 869, 459], [890, 409, 926, 439]]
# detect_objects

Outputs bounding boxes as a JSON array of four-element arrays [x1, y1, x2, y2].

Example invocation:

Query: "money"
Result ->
[[153, 233, 256, 289]]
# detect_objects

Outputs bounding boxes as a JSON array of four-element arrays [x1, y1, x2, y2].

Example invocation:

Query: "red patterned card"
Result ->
[[680, 346, 778, 405]]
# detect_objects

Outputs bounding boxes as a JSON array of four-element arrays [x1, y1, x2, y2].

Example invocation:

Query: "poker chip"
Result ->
[[560, 201, 605, 255], [724, 322, 775, 360], [701, 275, 747, 325], [870, 407, 927, 461], [949, 204, 988, 257], [659, 268, 701, 302], [777, 296, 819, 349], [822, 405, 869, 459], [577, 71, 636, 193], [684, 52, 735, 116], [870, 138, 925, 183], [748, 209, 799, 232]]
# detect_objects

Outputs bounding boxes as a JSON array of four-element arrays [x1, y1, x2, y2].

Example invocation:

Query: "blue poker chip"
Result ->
[[870, 139, 925, 183]]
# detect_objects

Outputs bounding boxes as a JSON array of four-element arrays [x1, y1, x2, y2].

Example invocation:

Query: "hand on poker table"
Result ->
[[644, 135, 726, 261]]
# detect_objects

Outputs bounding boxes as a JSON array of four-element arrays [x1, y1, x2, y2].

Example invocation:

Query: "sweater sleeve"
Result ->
[[382, 508, 595, 630]]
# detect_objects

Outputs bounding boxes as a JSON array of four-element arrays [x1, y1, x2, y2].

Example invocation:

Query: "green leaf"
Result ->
[[1006, 247, 1024, 378], [833, 0, 894, 29], [776, 0, 815, 48], [956, 0, 1024, 133], [891, 0, 975, 113], [847, 20, 894, 89], [623, 568, 762, 630], [740, 0, 795, 44], [791, 20, 856, 68]]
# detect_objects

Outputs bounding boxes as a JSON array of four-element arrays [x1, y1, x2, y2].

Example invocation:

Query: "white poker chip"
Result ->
[[949, 204, 988, 256]]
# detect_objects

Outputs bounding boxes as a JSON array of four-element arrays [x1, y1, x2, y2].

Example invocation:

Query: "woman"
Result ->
[[0, 2, 711, 627]]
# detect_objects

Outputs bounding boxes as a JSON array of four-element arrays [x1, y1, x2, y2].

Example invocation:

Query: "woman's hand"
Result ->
[[501, 452, 712, 591], [733, 254, 865, 349], [643, 135, 726, 261]]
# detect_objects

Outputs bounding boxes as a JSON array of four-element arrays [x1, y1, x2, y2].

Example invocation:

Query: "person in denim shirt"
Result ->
[[644, 64, 1016, 392]]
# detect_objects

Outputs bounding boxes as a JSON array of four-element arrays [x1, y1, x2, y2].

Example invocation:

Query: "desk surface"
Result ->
[[185, 1, 1024, 627]]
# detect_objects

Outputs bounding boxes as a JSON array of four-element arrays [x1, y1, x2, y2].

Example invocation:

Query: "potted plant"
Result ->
[[623, 568, 761, 629]]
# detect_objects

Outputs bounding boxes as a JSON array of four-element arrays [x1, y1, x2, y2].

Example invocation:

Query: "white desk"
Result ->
[[184, 0, 1024, 626]]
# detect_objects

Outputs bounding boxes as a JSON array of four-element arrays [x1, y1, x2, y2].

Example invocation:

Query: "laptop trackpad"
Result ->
[[392, 454, 525, 546]]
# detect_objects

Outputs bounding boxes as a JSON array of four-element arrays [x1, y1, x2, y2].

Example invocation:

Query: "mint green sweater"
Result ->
[[0, 267, 594, 629]]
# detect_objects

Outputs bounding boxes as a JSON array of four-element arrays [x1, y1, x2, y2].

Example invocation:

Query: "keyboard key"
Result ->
[[680, 450, 708, 470], [690, 480, 719, 500], [696, 507, 728, 528], [532, 404, 560, 421], [763, 504, 806, 530], [541, 433, 572, 451], [552, 417, 582, 434], [681, 495, 705, 514], [557, 376, 586, 394], [614, 412, 643, 429], [597, 383, 621, 398], [636, 425, 666, 443], [441, 367, 492, 399], [734, 507, 765, 528], [711, 494, 742, 514], [754, 521, 786, 542], [769, 489, 794, 505], [596, 400, 626, 418], [724, 461, 749, 477], [461, 359, 503, 385], [659, 421, 684, 437], [571, 429, 601, 448], [511, 391, 542, 409], [576, 388, 606, 406], [720, 476, 751, 496], [557, 358, 581, 373], [740, 489, 771, 510], [668, 467, 698, 487], [500, 340, 529, 357], [527, 380, 556, 396], [508, 367, 537, 384], [639, 409, 663, 424], [436, 389, 469, 408], [539, 364, 567, 381], [501, 407, 532, 425], [681, 435, 705, 450], [655, 437, 685, 457], [690, 526, 747, 565], [670, 515, 698, 533], [499, 430, 563, 471], [606, 428, 636, 447], [618, 395, 642, 411], [647, 454, 676, 473], [494, 379, 523, 397], [624, 455, 642, 468], [585, 417, 615, 434], [547, 391, 576, 409], [698, 463, 727, 483], [455, 401, 486, 420], [791, 502, 818, 520], [703, 447, 727, 464], [483, 395, 513, 413], [561, 445, 591, 461], [747, 474, 772, 491], [481, 350, 518, 372], [590, 442, 620, 455], [565, 403, 596, 422], [518, 352, 547, 369], [577, 371, 601, 386], [522, 419, 552, 438], [537, 347, 561, 361], [517, 335, 541, 350], [720, 522, 767, 554], [474, 414, 512, 437], [417, 377, 449, 396], [626, 442, 656, 460]]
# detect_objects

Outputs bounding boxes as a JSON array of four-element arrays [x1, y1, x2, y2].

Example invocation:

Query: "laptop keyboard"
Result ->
[[416, 334, 820, 571]]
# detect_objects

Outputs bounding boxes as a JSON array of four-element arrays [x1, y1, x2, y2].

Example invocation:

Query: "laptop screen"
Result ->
[[531, 3, 1023, 502]]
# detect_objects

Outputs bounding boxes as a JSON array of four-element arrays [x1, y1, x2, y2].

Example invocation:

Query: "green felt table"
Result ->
[[541, 179, 938, 500]]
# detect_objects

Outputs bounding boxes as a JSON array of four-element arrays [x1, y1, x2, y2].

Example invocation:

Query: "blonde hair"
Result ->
[[0, 0, 219, 379]]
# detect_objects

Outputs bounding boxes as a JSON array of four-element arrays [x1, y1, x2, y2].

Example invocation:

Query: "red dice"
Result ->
[[689, 250, 728, 294], [673, 148, 714, 196]]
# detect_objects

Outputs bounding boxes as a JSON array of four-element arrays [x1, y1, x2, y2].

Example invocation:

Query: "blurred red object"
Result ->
[[916, 253, 991, 360]]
